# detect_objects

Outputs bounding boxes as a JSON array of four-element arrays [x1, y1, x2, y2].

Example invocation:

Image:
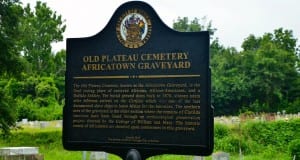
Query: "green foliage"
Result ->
[[3, 129, 61, 146], [15, 95, 63, 121], [0, 89, 17, 135], [242, 119, 300, 150], [211, 28, 300, 115], [215, 123, 251, 154], [211, 47, 252, 115], [0, 78, 17, 135], [34, 104, 62, 120], [3, 75, 63, 121], [214, 123, 229, 139], [54, 76, 65, 104], [0, 0, 24, 76], [213, 120, 299, 159], [53, 50, 66, 77], [172, 16, 216, 37], [289, 139, 300, 159], [35, 77, 59, 107], [287, 98, 300, 113], [16, 96, 38, 120], [20, 1, 66, 75]]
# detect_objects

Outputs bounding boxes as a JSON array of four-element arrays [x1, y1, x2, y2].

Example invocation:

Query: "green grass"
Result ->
[[40, 147, 82, 160]]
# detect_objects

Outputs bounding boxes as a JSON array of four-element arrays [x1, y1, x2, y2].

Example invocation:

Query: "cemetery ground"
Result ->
[[0, 115, 299, 160]]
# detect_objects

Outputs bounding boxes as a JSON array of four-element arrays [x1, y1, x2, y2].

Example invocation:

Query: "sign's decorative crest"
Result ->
[[116, 9, 152, 48]]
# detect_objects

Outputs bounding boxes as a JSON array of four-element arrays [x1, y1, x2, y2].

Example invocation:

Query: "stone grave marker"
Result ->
[[0, 147, 43, 160], [193, 156, 205, 160], [212, 152, 229, 160], [90, 151, 108, 160]]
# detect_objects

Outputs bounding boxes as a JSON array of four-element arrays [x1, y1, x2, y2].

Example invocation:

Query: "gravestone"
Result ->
[[39, 121, 49, 128], [0, 147, 43, 160], [22, 118, 28, 124], [90, 151, 107, 160], [212, 152, 229, 160], [193, 156, 205, 160], [63, 1, 213, 159], [265, 113, 275, 121]]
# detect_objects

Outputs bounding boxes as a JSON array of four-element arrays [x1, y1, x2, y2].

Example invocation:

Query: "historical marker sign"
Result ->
[[63, 1, 213, 159]]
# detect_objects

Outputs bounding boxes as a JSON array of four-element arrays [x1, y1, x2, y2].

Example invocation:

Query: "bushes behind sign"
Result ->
[[1, 76, 64, 122], [214, 118, 299, 159]]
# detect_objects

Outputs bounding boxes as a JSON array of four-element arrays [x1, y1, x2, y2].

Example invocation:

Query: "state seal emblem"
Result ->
[[116, 9, 152, 48]]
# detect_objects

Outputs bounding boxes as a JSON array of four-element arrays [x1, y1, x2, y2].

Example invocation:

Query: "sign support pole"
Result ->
[[126, 149, 142, 160]]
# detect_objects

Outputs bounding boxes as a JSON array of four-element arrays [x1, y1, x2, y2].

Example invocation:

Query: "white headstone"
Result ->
[[55, 120, 62, 128], [212, 152, 229, 160], [22, 119, 28, 124], [193, 156, 204, 160], [0, 147, 39, 155], [40, 122, 49, 128], [282, 110, 286, 116], [90, 151, 107, 160]]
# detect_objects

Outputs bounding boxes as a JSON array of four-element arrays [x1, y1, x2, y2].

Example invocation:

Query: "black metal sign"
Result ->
[[63, 1, 213, 159]]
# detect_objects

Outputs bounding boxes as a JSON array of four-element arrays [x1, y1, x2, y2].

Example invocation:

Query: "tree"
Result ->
[[173, 16, 216, 38], [19, 1, 66, 75], [240, 28, 300, 112], [242, 28, 297, 53], [173, 17, 300, 114], [53, 49, 66, 104], [0, 87, 17, 136], [0, 0, 24, 76], [211, 46, 254, 115], [53, 49, 66, 77], [0, 0, 24, 135], [212, 28, 300, 115], [241, 34, 261, 51]]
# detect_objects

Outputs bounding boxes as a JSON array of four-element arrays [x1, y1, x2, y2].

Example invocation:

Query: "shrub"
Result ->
[[287, 98, 300, 113], [0, 89, 17, 135], [289, 139, 300, 159], [35, 77, 59, 107], [215, 135, 250, 153], [3, 130, 61, 146], [214, 123, 229, 139], [242, 119, 300, 151], [16, 96, 38, 121]]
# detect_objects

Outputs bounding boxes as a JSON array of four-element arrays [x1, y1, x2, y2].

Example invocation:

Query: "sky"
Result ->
[[21, 0, 300, 52]]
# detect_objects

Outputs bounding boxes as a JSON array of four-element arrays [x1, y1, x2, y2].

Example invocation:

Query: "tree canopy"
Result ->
[[0, 0, 24, 77], [20, 1, 66, 75], [173, 17, 300, 115]]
